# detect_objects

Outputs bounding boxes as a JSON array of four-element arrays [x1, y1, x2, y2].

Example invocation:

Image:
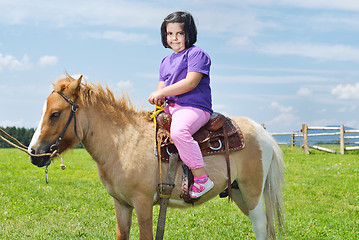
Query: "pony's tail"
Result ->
[[263, 137, 285, 239]]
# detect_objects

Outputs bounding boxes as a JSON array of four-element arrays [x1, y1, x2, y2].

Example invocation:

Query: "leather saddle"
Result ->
[[156, 112, 245, 162]]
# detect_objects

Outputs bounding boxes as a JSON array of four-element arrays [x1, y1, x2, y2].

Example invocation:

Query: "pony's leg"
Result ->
[[113, 198, 134, 240], [232, 188, 249, 216], [232, 190, 268, 240], [133, 197, 154, 240], [248, 196, 268, 240]]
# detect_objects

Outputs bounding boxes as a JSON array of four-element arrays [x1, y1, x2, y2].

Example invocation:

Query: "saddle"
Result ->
[[155, 111, 245, 203]]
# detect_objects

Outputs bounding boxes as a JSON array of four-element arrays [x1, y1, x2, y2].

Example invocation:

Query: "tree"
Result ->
[[0, 127, 35, 148], [0, 127, 82, 148]]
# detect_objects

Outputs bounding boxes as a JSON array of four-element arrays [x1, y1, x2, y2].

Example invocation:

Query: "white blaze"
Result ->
[[28, 100, 48, 152]]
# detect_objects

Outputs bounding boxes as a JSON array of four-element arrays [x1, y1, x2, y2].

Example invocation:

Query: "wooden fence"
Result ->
[[270, 124, 359, 155]]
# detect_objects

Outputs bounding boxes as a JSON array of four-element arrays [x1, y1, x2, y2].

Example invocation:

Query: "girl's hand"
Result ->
[[148, 91, 166, 106]]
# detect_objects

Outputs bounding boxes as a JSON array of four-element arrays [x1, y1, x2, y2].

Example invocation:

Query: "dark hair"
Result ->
[[161, 11, 197, 49]]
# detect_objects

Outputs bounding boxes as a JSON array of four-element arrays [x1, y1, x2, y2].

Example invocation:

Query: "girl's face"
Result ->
[[166, 22, 186, 54]]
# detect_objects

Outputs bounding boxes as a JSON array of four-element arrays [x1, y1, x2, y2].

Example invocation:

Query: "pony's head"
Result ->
[[28, 75, 83, 167]]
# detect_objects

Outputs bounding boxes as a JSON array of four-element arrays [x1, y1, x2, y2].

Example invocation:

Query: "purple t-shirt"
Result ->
[[159, 45, 213, 114]]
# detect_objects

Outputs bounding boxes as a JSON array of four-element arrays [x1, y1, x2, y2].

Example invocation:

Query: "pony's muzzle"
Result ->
[[29, 146, 52, 168]]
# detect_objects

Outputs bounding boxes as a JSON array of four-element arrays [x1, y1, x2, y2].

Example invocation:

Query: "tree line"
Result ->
[[0, 126, 35, 148], [0, 126, 83, 149]]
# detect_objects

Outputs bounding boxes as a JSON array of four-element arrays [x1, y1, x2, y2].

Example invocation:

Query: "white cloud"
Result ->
[[297, 87, 312, 97], [227, 36, 253, 50], [117, 80, 133, 92], [311, 118, 337, 127], [133, 72, 158, 80], [248, 0, 359, 11], [197, 8, 278, 36], [312, 16, 359, 30], [55, 73, 87, 82], [0, 53, 32, 71], [213, 103, 229, 110], [319, 108, 327, 114], [280, 0, 359, 12], [266, 113, 300, 131], [0, 1, 275, 37], [331, 82, 359, 100], [72, 74, 87, 81], [83, 31, 155, 44], [38, 55, 58, 67], [212, 74, 334, 84], [0, 1, 165, 27], [259, 43, 359, 62], [337, 105, 356, 113], [0, 119, 25, 128], [343, 120, 359, 129], [270, 102, 293, 113], [214, 65, 359, 76]]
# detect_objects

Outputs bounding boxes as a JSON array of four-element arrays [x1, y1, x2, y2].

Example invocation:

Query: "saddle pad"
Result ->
[[197, 118, 245, 156]]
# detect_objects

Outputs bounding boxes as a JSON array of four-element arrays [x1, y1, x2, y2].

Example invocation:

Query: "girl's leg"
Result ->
[[167, 104, 210, 169]]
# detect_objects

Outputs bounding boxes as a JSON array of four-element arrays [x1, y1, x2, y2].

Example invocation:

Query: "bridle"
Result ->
[[49, 90, 81, 154], [42, 90, 81, 183]]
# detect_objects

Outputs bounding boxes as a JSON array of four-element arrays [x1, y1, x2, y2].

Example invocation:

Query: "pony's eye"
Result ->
[[50, 112, 61, 120]]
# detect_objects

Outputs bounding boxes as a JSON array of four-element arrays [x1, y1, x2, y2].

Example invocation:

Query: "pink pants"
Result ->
[[165, 104, 211, 169]]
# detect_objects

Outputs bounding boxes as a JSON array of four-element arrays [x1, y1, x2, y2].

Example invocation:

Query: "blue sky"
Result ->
[[1, 0, 359, 133]]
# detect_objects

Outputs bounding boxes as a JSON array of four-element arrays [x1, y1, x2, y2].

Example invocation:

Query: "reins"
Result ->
[[0, 128, 57, 158], [150, 106, 166, 199], [0, 90, 81, 183], [0, 127, 64, 183]]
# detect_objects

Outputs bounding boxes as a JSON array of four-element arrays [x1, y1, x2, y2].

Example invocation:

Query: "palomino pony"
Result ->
[[28, 75, 285, 240]]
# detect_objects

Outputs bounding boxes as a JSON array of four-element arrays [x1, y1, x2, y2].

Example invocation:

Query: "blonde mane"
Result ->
[[53, 76, 150, 124]]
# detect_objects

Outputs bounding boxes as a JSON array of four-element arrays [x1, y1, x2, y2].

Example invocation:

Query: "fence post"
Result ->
[[291, 131, 295, 147], [340, 124, 345, 155], [302, 124, 310, 154]]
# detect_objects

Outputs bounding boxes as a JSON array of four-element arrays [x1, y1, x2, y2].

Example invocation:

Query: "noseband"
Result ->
[[50, 91, 81, 154]]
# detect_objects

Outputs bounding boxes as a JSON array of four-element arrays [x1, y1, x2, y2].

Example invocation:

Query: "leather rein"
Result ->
[[49, 91, 81, 154]]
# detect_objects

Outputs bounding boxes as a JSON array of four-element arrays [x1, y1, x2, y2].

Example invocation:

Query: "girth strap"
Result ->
[[156, 153, 179, 240], [223, 125, 232, 202]]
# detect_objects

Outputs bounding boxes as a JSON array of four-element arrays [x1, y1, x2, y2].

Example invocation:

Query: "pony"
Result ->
[[28, 75, 285, 240]]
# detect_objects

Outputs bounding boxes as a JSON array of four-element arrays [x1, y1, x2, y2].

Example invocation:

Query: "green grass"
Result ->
[[0, 147, 358, 239], [282, 147, 358, 239]]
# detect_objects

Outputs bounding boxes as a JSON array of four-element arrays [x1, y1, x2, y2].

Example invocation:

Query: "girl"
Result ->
[[148, 11, 213, 198]]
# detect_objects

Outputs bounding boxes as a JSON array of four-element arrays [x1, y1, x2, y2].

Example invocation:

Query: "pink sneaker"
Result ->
[[189, 178, 214, 198]]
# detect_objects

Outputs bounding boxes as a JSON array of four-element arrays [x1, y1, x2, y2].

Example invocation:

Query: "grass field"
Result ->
[[0, 147, 358, 239]]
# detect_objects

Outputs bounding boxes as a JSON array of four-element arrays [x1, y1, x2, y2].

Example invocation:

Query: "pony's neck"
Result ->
[[77, 105, 157, 201], [79, 105, 154, 166]]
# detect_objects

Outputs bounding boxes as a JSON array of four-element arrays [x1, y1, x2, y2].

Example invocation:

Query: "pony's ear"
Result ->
[[68, 75, 83, 94]]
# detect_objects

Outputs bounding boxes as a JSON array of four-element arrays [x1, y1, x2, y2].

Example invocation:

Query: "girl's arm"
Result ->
[[148, 71, 203, 105], [157, 81, 165, 91], [148, 81, 166, 106]]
